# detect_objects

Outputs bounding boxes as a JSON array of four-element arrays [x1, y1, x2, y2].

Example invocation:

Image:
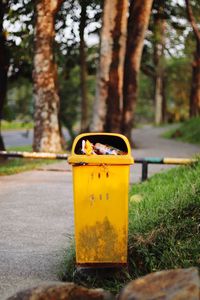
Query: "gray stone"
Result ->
[[7, 282, 114, 300], [119, 268, 199, 300]]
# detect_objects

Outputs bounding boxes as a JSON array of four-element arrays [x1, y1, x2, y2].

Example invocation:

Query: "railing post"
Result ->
[[141, 161, 148, 181]]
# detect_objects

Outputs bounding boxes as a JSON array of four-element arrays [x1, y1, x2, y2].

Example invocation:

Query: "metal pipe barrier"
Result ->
[[134, 157, 198, 181], [0, 151, 198, 181], [0, 150, 68, 160]]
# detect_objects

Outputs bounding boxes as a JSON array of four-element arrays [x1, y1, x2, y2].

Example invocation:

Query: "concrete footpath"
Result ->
[[0, 126, 200, 299]]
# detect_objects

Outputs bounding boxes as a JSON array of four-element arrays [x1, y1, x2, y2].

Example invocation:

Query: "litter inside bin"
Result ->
[[81, 139, 127, 156], [81, 140, 96, 155]]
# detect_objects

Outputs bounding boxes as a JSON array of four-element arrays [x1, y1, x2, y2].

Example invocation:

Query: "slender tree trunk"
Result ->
[[154, 8, 166, 125], [91, 0, 128, 132], [154, 78, 163, 124], [33, 0, 63, 152], [185, 0, 200, 117], [162, 77, 167, 122], [122, 0, 153, 142], [104, 0, 128, 132], [0, 0, 8, 151], [79, 0, 88, 132], [189, 42, 200, 117], [91, 0, 115, 132]]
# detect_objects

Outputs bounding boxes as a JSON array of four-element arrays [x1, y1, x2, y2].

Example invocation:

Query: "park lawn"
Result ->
[[59, 161, 200, 293], [1, 120, 33, 131], [0, 145, 59, 176], [163, 117, 200, 144]]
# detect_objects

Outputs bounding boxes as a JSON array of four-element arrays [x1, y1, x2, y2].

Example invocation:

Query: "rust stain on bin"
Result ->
[[77, 217, 126, 263]]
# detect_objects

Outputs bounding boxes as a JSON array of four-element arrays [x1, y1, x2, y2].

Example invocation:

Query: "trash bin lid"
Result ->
[[68, 133, 134, 165]]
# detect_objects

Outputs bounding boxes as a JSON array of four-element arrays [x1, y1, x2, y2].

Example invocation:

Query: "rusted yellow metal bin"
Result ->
[[68, 133, 134, 267]]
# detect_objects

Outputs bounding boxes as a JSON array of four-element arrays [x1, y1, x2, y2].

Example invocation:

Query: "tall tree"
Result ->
[[79, 0, 89, 132], [91, 0, 128, 132], [104, 0, 128, 132], [140, 0, 187, 124], [185, 0, 200, 116], [153, 0, 166, 125], [33, 0, 63, 152], [0, 0, 9, 151], [122, 0, 153, 142]]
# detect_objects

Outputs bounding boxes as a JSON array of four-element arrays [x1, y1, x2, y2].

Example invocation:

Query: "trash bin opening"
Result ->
[[74, 134, 128, 155]]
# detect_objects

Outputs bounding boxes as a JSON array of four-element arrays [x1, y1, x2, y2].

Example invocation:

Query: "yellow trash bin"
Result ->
[[68, 133, 134, 267]]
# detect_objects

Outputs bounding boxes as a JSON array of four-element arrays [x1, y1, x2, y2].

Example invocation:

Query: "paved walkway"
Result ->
[[130, 125, 200, 182], [0, 126, 200, 299]]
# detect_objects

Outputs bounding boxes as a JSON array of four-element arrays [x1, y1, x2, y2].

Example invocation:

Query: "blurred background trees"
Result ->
[[0, 0, 9, 150], [0, 0, 199, 151], [185, 0, 200, 117]]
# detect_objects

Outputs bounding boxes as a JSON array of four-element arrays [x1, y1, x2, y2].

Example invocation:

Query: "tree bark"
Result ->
[[154, 13, 166, 125], [33, 0, 63, 152], [104, 0, 128, 132], [79, 0, 88, 133], [162, 77, 167, 122], [91, 0, 128, 132], [0, 0, 8, 151], [122, 0, 153, 142], [185, 0, 200, 117], [189, 46, 200, 116]]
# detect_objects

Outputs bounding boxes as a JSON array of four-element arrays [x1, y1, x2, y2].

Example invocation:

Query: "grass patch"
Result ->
[[0, 145, 60, 176], [163, 117, 200, 144], [0, 158, 58, 176], [128, 163, 200, 276], [59, 162, 200, 293], [1, 120, 33, 131], [7, 145, 33, 152]]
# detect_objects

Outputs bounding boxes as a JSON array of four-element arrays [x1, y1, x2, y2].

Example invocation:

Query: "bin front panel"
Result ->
[[73, 164, 129, 264]]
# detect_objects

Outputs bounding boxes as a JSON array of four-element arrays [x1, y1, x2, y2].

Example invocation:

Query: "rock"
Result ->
[[7, 282, 114, 300], [119, 268, 199, 300]]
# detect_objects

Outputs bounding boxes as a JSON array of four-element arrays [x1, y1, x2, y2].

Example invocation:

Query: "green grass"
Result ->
[[59, 162, 200, 293], [163, 117, 200, 144], [7, 145, 33, 152], [0, 158, 57, 175], [1, 120, 33, 131], [0, 145, 59, 176]]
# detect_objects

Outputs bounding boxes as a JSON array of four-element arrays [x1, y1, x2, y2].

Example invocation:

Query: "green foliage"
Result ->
[[163, 117, 200, 144], [4, 0, 99, 132], [60, 162, 200, 293], [3, 0, 199, 134], [137, 73, 154, 124], [6, 0, 34, 79], [59, 66, 81, 138], [4, 78, 33, 121], [59, 65, 96, 139], [1, 120, 33, 130], [165, 57, 191, 122]]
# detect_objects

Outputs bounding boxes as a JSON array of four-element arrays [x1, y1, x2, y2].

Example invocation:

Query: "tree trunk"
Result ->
[[104, 0, 128, 132], [189, 42, 200, 117], [122, 0, 153, 142], [185, 0, 200, 117], [79, 0, 88, 133], [33, 0, 63, 152], [0, 0, 8, 151], [162, 77, 167, 122], [91, 0, 128, 132], [154, 7, 166, 125]]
